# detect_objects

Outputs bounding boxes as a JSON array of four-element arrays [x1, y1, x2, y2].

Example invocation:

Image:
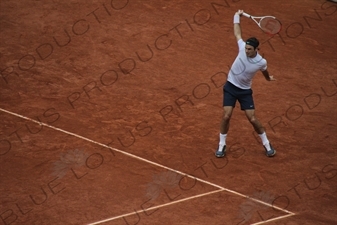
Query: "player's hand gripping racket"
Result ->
[[242, 12, 282, 35]]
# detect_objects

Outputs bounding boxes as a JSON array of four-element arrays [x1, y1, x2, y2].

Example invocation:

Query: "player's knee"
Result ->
[[248, 116, 257, 124], [222, 113, 231, 122]]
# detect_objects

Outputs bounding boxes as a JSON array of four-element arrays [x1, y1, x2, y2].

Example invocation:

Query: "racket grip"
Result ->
[[242, 12, 251, 18]]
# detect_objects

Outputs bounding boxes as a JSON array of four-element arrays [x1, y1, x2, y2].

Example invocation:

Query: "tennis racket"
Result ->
[[242, 12, 282, 35]]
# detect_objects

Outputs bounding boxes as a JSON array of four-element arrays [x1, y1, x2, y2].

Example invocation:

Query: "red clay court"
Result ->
[[0, 0, 336, 224]]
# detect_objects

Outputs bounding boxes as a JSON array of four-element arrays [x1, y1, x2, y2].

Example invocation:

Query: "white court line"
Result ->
[[0, 108, 223, 190], [0, 108, 296, 222], [88, 190, 296, 225], [87, 189, 224, 225], [251, 213, 296, 225]]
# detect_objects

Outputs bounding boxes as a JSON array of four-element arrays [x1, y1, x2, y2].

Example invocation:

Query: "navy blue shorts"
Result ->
[[223, 81, 255, 110]]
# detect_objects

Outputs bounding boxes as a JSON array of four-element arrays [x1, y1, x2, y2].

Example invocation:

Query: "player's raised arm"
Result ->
[[233, 10, 243, 41]]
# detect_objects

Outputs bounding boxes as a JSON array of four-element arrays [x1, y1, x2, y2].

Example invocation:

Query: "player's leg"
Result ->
[[244, 109, 276, 157], [244, 109, 275, 156], [215, 82, 236, 158], [239, 90, 276, 157], [244, 109, 264, 134], [220, 106, 234, 134], [216, 106, 234, 158]]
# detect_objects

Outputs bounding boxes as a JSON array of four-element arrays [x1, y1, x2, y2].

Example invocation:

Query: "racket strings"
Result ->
[[259, 17, 282, 35]]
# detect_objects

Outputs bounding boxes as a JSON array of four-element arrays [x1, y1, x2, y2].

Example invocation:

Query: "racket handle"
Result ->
[[242, 12, 251, 18]]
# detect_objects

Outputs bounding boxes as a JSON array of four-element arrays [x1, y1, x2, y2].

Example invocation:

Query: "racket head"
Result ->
[[258, 16, 282, 35]]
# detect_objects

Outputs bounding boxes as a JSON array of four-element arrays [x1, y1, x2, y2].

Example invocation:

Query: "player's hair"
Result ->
[[246, 37, 259, 49]]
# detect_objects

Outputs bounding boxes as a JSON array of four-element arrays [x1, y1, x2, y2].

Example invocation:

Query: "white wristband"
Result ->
[[233, 14, 240, 24]]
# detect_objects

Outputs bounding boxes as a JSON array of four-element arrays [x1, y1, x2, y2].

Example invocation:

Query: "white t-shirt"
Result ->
[[227, 39, 267, 89]]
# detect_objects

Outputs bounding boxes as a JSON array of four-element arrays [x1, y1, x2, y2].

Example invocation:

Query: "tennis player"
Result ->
[[215, 10, 276, 158]]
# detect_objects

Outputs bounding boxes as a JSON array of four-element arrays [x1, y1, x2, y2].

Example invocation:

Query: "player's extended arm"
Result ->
[[233, 10, 243, 41], [262, 69, 276, 81]]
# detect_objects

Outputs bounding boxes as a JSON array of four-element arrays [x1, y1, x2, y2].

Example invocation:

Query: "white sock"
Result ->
[[259, 132, 271, 151], [219, 133, 227, 146], [218, 133, 227, 151]]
